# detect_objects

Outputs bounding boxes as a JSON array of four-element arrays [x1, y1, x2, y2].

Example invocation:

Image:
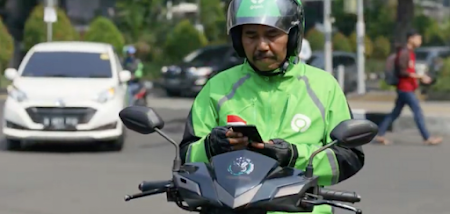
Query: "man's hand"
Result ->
[[251, 139, 296, 167], [206, 127, 249, 157], [421, 74, 432, 84]]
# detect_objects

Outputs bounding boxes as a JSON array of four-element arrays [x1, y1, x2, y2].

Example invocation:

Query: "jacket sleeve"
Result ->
[[134, 60, 144, 78], [291, 81, 364, 186], [179, 82, 218, 164]]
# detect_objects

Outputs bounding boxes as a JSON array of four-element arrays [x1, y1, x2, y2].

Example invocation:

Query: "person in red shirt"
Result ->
[[375, 30, 442, 145]]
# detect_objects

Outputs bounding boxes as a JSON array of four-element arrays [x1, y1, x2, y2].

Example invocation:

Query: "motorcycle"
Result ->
[[131, 81, 152, 106], [119, 106, 378, 214]]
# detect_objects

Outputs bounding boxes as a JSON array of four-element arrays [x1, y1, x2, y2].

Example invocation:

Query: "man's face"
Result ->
[[409, 35, 422, 48], [241, 24, 289, 71]]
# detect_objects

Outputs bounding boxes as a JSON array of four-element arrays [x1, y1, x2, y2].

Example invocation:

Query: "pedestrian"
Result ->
[[375, 30, 442, 145]]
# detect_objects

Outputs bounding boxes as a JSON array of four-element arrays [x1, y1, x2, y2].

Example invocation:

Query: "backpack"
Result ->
[[384, 53, 399, 86]]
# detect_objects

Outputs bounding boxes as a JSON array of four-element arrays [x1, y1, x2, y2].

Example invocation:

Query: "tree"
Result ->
[[200, 0, 227, 44], [84, 17, 125, 53], [0, 16, 14, 71], [23, 4, 78, 51], [394, 0, 414, 45], [332, 32, 352, 52], [164, 20, 208, 62], [373, 36, 391, 59], [114, 0, 164, 43], [305, 28, 324, 51]]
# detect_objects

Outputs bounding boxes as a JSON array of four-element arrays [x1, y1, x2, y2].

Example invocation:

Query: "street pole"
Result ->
[[323, 0, 333, 73], [356, 0, 366, 94], [166, 1, 173, 20], [195, 0, 204, 33], [45, 0, 55, 42]]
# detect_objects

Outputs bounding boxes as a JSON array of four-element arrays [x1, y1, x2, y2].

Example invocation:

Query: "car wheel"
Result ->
[[4, 138, 22, 151]]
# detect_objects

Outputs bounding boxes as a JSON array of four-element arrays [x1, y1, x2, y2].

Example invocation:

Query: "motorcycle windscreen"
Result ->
[[210, 150, 279, 197]]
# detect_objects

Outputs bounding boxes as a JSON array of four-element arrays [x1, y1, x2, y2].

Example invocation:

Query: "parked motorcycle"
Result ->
[[119, 106, 377, 214]]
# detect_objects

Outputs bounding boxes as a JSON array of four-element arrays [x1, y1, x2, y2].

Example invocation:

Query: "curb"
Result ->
[[351, 108, 448, 135]]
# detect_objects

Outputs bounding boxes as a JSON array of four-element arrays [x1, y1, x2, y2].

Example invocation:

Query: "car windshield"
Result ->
[[21, 51, 112, 78], [415, 50, 429, 61], [183, 46, 230, 66], [307, 55, 324, 68]]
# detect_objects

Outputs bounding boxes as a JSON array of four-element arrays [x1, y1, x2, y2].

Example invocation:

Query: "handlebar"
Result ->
[[139, 180, 172, 192], [319, 188, 361, 203], [125, 181, 362, 213]]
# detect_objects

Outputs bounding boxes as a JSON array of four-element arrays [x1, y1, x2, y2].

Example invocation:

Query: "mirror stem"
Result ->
[[305, 140, 337, 178], [154, 128, 182, 172]]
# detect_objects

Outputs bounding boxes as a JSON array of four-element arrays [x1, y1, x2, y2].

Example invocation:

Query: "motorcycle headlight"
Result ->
[[7, 86, 27, 102], [189, 67, 212, 76], [96, 87, 116, 103]]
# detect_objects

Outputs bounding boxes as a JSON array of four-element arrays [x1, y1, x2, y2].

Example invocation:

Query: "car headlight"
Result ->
[[96, 87, 116, 103], [189, 67, 213, 76], [161, 66, 168, 73], [7, 86, 27, 102]]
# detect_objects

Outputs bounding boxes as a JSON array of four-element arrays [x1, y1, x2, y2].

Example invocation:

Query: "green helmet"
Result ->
[[227, 0, 305, 58]]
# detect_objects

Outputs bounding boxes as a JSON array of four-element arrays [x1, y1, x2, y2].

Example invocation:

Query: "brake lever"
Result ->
[[124, 188, 167, 202], [301, 199, 362, 214]]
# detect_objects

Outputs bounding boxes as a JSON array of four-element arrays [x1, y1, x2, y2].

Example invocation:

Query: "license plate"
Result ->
[[43, 116, 78, 129]]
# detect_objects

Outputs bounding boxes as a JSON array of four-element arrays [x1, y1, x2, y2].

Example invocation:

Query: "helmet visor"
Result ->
[[227, 0, 301, 34]]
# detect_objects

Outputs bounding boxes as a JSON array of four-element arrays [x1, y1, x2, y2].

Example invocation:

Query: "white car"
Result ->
[[2, 41, 132, 151]]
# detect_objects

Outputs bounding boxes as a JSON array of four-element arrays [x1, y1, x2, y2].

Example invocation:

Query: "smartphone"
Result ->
[[229, 125, 263, 143]]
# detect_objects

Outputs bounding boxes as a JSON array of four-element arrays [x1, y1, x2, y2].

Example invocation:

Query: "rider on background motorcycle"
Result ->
[[122, 45, 144, 106], [179, 0, 364, 213]]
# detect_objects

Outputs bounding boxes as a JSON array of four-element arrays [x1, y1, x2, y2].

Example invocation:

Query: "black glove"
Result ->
[[205, 126, 233, 157], [253, 139, 297, 167]]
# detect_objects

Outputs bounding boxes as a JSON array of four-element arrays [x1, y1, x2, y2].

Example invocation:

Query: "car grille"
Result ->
[[164, 67, 186, 78], [25, 107, 96, 124]]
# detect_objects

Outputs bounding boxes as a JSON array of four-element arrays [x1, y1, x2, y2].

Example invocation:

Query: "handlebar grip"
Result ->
[[319, 189, 361, 203], [138, 180, 171, 192]]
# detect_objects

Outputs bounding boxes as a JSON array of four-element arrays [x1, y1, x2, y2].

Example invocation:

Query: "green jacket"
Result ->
[[179, 61, 364, 214]]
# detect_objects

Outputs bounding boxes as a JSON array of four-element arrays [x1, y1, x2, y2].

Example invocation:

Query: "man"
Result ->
[[179, 0, 364, 213], [299, 38, 312, 62], [122, 45, 144, 106], [375, 30, 442, 145]]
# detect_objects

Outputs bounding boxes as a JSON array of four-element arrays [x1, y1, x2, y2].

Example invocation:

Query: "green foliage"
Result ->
[[349, 31, 373, 57], [200, 0, 227, 43], [423, 21, 447, 46], [331, 0, 356, 36], [84, 17, 125, 53], [305, 28, 324, 51], [0, 17, 14, 71], [373, 36, 391, 59], [114, 0, 163, 43], [365, 3, 396, 40], [164, 20, 208, 62], [23, 4, 78, 51], [431, 57, 450, 92], [332, 32, 352, 52]]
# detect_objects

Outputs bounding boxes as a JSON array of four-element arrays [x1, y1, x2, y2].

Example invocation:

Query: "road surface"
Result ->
[[0, 97, 448, 214]]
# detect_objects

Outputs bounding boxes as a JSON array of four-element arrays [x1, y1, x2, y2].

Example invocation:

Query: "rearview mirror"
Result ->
[[119, 106, 164, 134], [330, 119, 378, 148], [119, 70, 132, 82], [4, 68, 18, 81]]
